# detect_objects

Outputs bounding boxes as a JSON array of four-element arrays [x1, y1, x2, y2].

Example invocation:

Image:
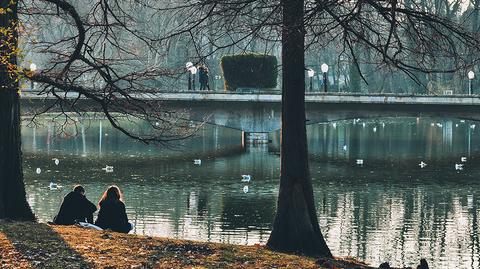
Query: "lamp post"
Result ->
[[186, 62, 193, 91], [214, 75, 222, 91], [321, 63, 329, 93], [307, 68, 315, 92], [190, 66, 198, 91], [30, 63, 37, 91], [468, 70, 475, 95]]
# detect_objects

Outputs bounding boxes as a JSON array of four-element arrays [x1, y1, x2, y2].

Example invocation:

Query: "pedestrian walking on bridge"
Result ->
[[199, 65, 211, 91]]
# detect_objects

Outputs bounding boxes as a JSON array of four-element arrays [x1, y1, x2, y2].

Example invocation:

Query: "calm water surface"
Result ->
[[21, 117, 480, 268]]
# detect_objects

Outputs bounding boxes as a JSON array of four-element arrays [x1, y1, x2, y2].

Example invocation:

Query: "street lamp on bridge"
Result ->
[[186, 62, 193, 91], [468, 70, 475, 95], [307, 68, 315, 92], [29, 63, 37, 91], [321, 63, 329, 93], [190, 66, 198, 91], [214, 75, 222, 91]]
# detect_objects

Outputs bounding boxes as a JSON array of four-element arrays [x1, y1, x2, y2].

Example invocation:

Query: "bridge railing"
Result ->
[[22, 88, 480, 98]]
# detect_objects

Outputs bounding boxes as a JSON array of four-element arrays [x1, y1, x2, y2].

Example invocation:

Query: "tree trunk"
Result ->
[[473, 0, 479, 33], [0, 0, 35, 221], [266, 0, 332, 257], [349, 61, 362, 93], [471, 0, 479, 66]]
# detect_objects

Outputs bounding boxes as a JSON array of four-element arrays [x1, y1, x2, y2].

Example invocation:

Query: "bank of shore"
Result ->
[[0, 221, 414, 269]]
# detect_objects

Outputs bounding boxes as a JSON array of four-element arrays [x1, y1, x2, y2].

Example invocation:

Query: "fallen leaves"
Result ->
[[0, 221, 380, 269]]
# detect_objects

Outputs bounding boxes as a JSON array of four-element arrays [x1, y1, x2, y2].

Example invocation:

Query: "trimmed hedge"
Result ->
[[220, 53, 278, 91]]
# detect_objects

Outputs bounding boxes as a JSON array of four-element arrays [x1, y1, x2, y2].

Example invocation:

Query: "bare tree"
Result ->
[[152, 0, 480, 257], [2, 0, 480, 258], [0, 0, 35, 220], [1, 0, 200, 220], [22, 0, 197, 142]]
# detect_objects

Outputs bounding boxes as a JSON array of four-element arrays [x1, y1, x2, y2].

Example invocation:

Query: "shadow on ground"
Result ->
[[0, 221, 92, 268]]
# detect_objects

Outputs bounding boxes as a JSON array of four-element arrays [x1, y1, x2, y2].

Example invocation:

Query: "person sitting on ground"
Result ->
[[95, 185, 133, 233], [53, 185, 97, 225]]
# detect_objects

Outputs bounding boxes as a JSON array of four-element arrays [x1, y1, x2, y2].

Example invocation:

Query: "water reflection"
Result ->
[[304, 118, 480, 162], [21, 117, 480, 268]]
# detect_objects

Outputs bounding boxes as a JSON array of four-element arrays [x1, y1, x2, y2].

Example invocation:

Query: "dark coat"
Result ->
[[95, 200, 131, 233], [53, 191, 97, 225], [199, 68, 209, 84]]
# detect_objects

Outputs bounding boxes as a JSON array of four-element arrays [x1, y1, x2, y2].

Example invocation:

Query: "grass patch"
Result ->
[[0, 221, 409, 268]]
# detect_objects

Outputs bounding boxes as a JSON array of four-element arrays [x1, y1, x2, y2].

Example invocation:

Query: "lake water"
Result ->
[[21, 117, 480, 268]]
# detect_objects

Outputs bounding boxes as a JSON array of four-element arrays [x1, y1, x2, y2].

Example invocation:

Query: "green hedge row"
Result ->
[[220, 53, 278, 91]]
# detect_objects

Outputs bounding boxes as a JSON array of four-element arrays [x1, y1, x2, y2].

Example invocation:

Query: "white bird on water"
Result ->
[[455, 164, 464, 171], [49, 182, 59, 190], [243, 186, 249, 193], [461, 157, 467, 162], [36, 168, 42, 174], [241, 175, 251, 182], [102, 165, 114, 173], [52, 158, 60, 166], [342, 145, 347, 151], [194, 159, 202, 165], [356, 159, 364, 165], [419, 161, 427, 168]]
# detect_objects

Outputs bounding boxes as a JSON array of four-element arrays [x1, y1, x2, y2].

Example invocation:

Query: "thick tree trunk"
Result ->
[[0, 0, 35, 220], [267, 0, 332, 257]]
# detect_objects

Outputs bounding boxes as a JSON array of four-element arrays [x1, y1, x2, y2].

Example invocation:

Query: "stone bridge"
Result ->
[[21, 92, 480, 133]]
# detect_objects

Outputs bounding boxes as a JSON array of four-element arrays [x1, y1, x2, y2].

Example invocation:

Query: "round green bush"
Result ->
[[220, 53, 278, 91]]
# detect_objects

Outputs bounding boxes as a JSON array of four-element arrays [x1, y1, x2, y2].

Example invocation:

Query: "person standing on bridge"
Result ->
[[198, 65, 211, 91]]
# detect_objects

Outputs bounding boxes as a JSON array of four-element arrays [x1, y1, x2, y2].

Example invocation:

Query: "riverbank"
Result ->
[[0, 221, 408, 269]]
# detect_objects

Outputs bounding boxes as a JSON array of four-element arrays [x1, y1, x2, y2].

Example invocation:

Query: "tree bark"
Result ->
[[267, 0, 332, 257], [0, 0, 35, 221]]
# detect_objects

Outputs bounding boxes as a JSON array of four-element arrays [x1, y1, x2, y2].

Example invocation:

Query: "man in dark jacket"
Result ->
[[198, 65, 211, 91], [53, 185, 97, 225]]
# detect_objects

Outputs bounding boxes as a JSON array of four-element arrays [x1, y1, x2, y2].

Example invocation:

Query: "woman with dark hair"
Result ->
[[95, 185, 133, 233]]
